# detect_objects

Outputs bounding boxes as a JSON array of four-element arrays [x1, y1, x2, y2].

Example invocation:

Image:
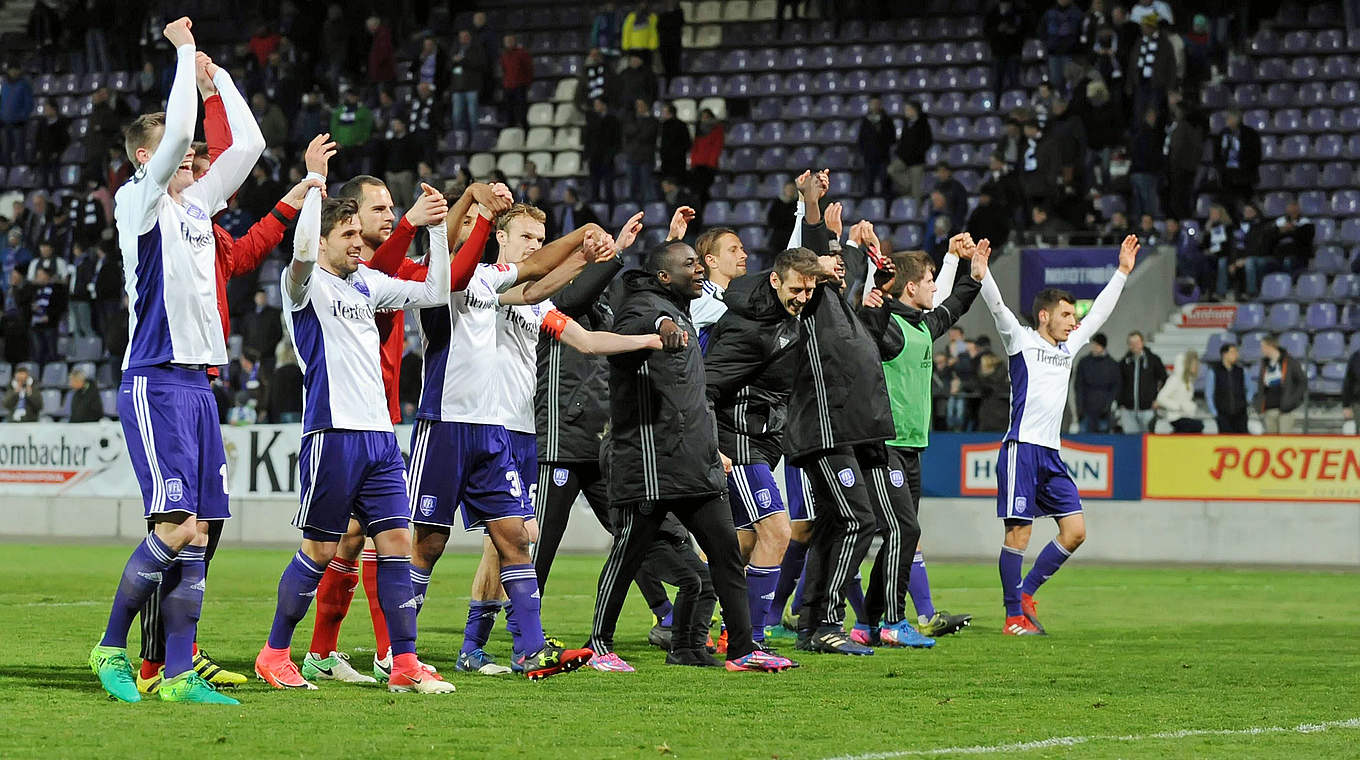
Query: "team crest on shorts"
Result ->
[[419, 495, 437, 516], [352, 280, 370, 296], [837, 468, 856, 488], [1013, 496, 1028, 514], [755, 488, 773, 509], [553, 468, 569, 486], [889, 470, 904, 488], [165, 478, 184, 503]]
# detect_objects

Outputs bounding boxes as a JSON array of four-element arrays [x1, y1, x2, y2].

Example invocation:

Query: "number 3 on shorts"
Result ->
[[505, 470, 522, 499]]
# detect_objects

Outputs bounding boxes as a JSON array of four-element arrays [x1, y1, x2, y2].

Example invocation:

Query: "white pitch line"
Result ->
[[821, 717, 1360, 760]]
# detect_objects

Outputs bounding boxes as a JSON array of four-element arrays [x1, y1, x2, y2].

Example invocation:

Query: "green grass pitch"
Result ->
[[1, 543, 1357, 759]]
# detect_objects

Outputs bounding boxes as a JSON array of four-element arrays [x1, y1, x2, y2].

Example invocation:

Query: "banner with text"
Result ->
[[1143, 434, 1360, 503], [920, 433, 1143, 500], [0, 423, 414, 500], [1020, 247, 1120, 319]]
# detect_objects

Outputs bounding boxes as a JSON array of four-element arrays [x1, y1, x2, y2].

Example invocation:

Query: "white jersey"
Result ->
[[692, 279, 727, 350], [284, 185, 450, 436], [495, 299, 554, 433], [415, 262, 520, 424], [115, 46, 264, 371], [980, 270, 1127, 450]]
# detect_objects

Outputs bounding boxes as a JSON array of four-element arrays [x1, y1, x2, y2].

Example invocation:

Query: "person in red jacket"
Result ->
[[134, 64, 328, 696], [500, 34, 534, 130], [688, 107, 725, 217]]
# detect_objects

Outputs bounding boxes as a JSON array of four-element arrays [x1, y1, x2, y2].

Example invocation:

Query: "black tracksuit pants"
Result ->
[[863, 446, 923, 627], [797, 443, 906, 632], [138, 519, 223, 663], [589, 494, 753, 659]]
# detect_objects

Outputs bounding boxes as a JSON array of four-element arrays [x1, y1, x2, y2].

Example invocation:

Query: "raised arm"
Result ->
[[979, 270, 1027, 355], [371, 215, 451, 310], [557, 316, 662, 355], [1068, 235, 1137, 349], [145, 21, 199, 190], [193, 60, 265, 211], [508, 212, 634, 305], [514, 223, 602, 284], [932, 248, 961, 308], [282, 181, 323, 306], [924, 238, 988, 340], [197, 58, 230, 163]]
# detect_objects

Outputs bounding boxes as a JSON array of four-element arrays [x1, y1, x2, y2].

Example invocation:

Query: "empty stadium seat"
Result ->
[[1305, 302, 1337, 331], [1294, 272, 1328, 300], [1309, 330, 1346, 361], [39, 362, 68, 389], [468, 153, 496, 178], [1279, 331, 1310, 359], [1231, 303, 1265, 332], [496, 152, 525, 177], [1258, 273, 1292, 302]]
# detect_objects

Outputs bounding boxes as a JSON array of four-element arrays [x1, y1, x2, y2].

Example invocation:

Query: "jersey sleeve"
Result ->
[[690, 288, 728, 330], [979, 271, 1029, 356], [483, 262, 520, 293], [119, 44, 197, 231], [1067, 270, 1128, 352], [932, 253, 960, 307], [189, 68, 265, 215], [282, 183, 322, 308], [370, 215, 452, 310], [366, 217, 417, 275], [226, 202, 296, 277]]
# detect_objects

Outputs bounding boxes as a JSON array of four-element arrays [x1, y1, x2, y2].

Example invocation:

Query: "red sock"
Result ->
[[308, 557, 359, 656], [191, 642, 198, 656], [362, 549, 390, 659], [140, 659, 162, 679]]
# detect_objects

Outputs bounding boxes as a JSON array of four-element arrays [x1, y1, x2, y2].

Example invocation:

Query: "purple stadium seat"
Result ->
[[869, 69, 900, 92], [933, 92, 966, 115], [820, 146, 852, 170], [757, 173, 789, 200], [970, 115, 1002, 141], [731, 201, 763, 226], [1255, 58, 1287, 81], [1271, 109, 1303, 132], [1232, 83, 1261, 108], [783, 72, 812, 95], [1314, 217, 1339, 243], [1309, 330, 1345, 361], [1201, 83, 1228, 110], [609, 204, 641, 230], [1329, 273, 1359, 299], [1297, 82, 1328, 107], [754, 121, 785, 146], [886, 197, 915, 223], [899, 68, 928, 92], [1321, 56, 1353, 79], [1021, 38, 1043, 62], [1266, 302, 1301, 331], [730, 147, 760, 171], [939, 117, 969, 141], [751, 98, 781, 122], [960, 41, 988, 64], [1241, 332, 1268, 363], [9, 166, 35, 189], [716, 49, 746, 72], [726, 174, 758, 199], [1243, 109, 1270, 132], [1278, 331, 1310, 360], [737, 226, 769, 252], [722, 74, 753, 98], [1304, 108, 1335, 132], [1262, 192, 1291, 217], [778, 48, 807, 70], [810, 45, 839, 69], [892, 224, 923, 250], [902, 43, 929, 65], [704, 201, 731, 225], [1251, 30, 1278, 55], [790, 145, 818, 167], [1294, 272, 1328, 300], [1259, 273, 1293, 302], [809, 71, 839, 94], [1264, 83, 1294, 108], [842, 70, 871, 92], [1282, 30, 1312, 53], [1290, 57, 1319, 80], [1321, 164, 1355, 189], [814, 120, 846, 143], [727, 122, 755, 147], [828, 172, 852, 197], [754, 73, 781, 97], [1297, 190, 1327, 216], [1315, 133, 1345, 158], [858, 198, 887, 222], [695, 76, 722, 98], [1347, 134, 1360, 160], [1284, 164, 1320, 189], [1231, 303, 1265, 332], [784, 119, 814, 143], [667, 76, 694, 99], [1339, 219, 1360, 245], [946, 143, 973, 167], [1305, 303, 1338, 331], [1258, 134, 1278, 159], [1314, 29, 1344, 51], [934, 68, 964, 90], [1258, 164, 1284, 190], [1000, 90, 1027, 112], [964, 66, 991, 91], [1331, 82, 1360, 107], [755, 146, 786, 169], [690, 51, 720, 73]]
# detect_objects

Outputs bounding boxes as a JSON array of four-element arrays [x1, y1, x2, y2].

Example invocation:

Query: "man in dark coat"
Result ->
[[1074, 332, 1121, 432], [856, 96, 896, 201]]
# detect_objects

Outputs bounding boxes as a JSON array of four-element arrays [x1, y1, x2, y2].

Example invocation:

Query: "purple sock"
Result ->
[[651, 599, 674, 627], [376, 554, 418, 658], [767, 539, 807, 627], [101, 534, 178, 648], [409, 565, 431, 616], [267, 551, 325, 650], [460, 600, 501, 655], [161, 545, 205, 678], [999, 546, 1024, 617], [504, 601, 519, 639], [499, 564, 546, 655], [1021, 541, 1073, 596], [908, 551, 935, 620], [845, 572, 869, 627], [745, 565, 781, 643]]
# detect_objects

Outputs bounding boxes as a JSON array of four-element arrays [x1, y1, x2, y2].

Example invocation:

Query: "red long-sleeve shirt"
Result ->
[[501, 47, 534, 90], [363, 214, 491, 423]]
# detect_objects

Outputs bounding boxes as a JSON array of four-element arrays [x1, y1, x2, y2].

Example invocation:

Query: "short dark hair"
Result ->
[[886, 250, 934, 298], [1092, 332, 1108, 348], [1219, 342, 1236, 356], [337, 175, 386, 200], [1128, 330, 1145, 340], [772, 247, 822, 280], [191, 141, 209, 159], [321, 197, 359, 236], [644, 240, 691, 275], [1031, 287, 1075, 325]]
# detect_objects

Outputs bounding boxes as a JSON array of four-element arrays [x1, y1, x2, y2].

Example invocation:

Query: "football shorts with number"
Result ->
[[408, 420, 533, 530], [727, 463, 786, 530], [995, 440, 1083, 522]]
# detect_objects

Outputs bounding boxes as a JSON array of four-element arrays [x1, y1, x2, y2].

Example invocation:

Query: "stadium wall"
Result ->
[[0, 424, 1355, 567]]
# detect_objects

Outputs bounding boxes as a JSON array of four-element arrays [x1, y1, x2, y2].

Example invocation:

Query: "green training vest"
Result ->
[[884, 313, 935, 449]]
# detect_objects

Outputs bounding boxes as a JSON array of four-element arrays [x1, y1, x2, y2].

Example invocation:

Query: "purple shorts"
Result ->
[[118, 366, 229, 521], [784, 463, 816, 522], [728, 463, 786, 530], [294, 430, 410, 538], [995, 440, 1083, 522], [408, 420, 534, 531], [507, 430, 539, 515]]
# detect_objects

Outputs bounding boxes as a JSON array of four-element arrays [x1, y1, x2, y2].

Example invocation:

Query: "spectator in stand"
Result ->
[[1269, 201, 1315, 274], [0, 65, 34, 166], [330, 88, 375, 175], [407, 82, 440, 146], [888, 100, 931, 201], [933, 163, 969, 230], [472, 11, 501, 103], [1116, 330, 1167, 433], [18, 193, 53, 253], [1196, 202, 1235, 297], [1224, 202, 1269, 297], [930, 352, 950, 431], [688, 107, 723, 213], [416, 36, 448, 92], [1042, 0, 1086, 96], [27, 241, 69, 284], [1257, 335, 1307, 434], [69, 242, 97, 339], [32, 99, 69, 189], [501, 34, 534, 131], [1129, 0, 1174, 26], [92, 241, 120, 339], [923, 191, 958, 266], [1212, 109, 1261, 212], [947, 338, 981, 431], [226, 347, 270, 425], [365, 15, 396, 83], [617, 53, 659, 111], [1030, 81, 1056, 129], [558, 186, 602, 235], [1028, 204, 1073, 243], [1081, 0, 1110, 49], [237, 163, 285, 221], [857, 96, 896, 200], [1182, 14, 1216, 93], [68, 367, 103, 423], [1126, 15, 1177, 130], [451, 29, 488, 134], [658, 175, 696, 211], [517, 160, 552, 201], [2, 229, 33, 293], [525, 183, 555, 233], [591, 2, 623, 57], [580, 48, 617, 111], [248, 24, 281, 67], [622, 99, 660, 202], [1155, 351, 1204, 433], [270, 341, 304, 424], [983, 151, 1025, 228], [240, 288, 283, 369], [1164, 93, 1206, 221], [985, 0, 1025, 106], [1128, 107, 1163, 220], [74, 176, 108, 246], [975, 352, 1011, 432], [1047, 98, 1088, 190], [251, 92, 289, 148], [1342, 349, 1360, 432], [380, 117, 421, 211], [1075, 332, 1120, 432], [967, 184, 1012, 250], [657, 0, 685, 82], [658, 102, 691, 180], [621, 2, 660, 65], [3, 366, 40, 422], [1081, 80, 1124, 187], [585, 98, 622, 206], [1019, 120, 1059, 216], [997, 117, 1023, 167], [27, 267, 65, 365], [2, 268, 31, 363], [289, 89, 328, 153], [1206, 343, 1251, 433], [767, 181, 798, 248]]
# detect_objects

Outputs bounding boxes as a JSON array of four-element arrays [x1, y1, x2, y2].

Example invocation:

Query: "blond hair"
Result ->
[[496, 202, 547, 233], [123, 112, 166, 164]]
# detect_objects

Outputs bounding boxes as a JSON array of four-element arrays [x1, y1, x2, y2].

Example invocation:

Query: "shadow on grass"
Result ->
[[0, 664, 105, 690]]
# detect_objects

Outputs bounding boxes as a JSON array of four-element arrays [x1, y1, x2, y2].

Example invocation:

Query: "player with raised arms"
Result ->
[[980, 235, 1140, 635], [88, 16, 264, 705], [252, 138, 455, 693]]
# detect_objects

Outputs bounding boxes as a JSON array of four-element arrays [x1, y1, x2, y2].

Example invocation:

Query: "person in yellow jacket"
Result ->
[[622, 2, 659, 64]]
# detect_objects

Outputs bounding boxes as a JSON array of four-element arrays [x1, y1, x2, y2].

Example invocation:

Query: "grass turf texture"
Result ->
[[1, 544, 1357, 759]]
